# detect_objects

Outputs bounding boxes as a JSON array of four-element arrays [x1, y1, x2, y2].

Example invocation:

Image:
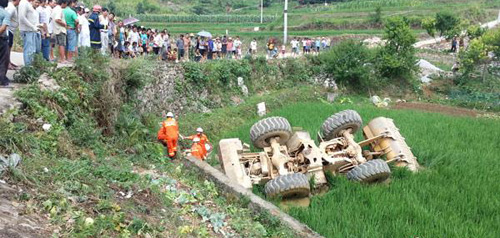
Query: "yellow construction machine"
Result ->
[[218, 110, 419, 199]]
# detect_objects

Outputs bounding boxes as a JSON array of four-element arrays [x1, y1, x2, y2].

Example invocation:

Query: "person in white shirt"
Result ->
[[19, 0, 40, 66], [127, 26, 139, 45], [98, 7, 109, 55], [250, 38, 257, 56], [290, 38, 299, 57], [234, 36, 242, 59], [5, 0, 20, 69], [46, 0, 55, 60], [51, 0, 67, 63], [37, 0, 50, 61], [77, 7, 90, 47], [301, 38, 307, 55]]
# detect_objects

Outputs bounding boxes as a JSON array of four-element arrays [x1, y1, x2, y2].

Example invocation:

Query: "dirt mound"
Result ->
[[392, 102, 481, 117]]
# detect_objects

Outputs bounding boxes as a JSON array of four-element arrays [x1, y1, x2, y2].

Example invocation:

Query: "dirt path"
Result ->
[[392, 102, 481, 117]]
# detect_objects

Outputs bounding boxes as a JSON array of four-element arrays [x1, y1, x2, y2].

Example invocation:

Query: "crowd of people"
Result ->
[[0, 0, 337, 87]]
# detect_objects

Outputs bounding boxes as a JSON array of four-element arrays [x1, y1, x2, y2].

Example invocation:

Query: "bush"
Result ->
[[317, 40, 375, 91], [435, 12, 460, 38], [376, 17, 417, 83], [421, 17, 437, 38]]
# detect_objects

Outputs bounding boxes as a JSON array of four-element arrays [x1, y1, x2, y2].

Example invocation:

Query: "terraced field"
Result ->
[[220, 101, 500, 238]]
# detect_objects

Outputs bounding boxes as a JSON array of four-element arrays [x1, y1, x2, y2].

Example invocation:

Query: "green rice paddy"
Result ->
[[222, 101, 500, 238]]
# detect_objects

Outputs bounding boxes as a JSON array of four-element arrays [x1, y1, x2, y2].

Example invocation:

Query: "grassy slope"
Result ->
[[220, 101, 500, 238]]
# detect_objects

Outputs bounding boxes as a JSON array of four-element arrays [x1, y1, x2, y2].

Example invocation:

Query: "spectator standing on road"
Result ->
[[51, 0, 66, 63], [176, 34, 184, 61], [183, 33, 190, 61], [6, 0, 19, 69], [301, 38, 307, 55], [250, 38, 257, 56], [37, 0, 50, 61], [19, 0, 39, 66], [63, 0, 77, 61], [108, 12, 116, 55], [89, 5, 104, 51], [290, 37, 298, 57], [127, 26, 139, 45], [221, 35, 227, 58], [0, 0, 10, 86], [32, 0, 41, 55], [47, 0, 55, 61], [98, 8, 108, 55], [234, 36, 242, 59], [140, 28, 148, 53], [77, 7, 90, 48]]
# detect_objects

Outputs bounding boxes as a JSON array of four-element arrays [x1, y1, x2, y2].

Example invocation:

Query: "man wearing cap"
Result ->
[[157, 112, 179, 159], [88, 4, 104, 50]]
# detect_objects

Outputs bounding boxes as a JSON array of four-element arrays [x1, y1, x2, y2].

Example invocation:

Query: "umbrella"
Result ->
[[123, 17, 140, 26], [197, 31, 212, 38]]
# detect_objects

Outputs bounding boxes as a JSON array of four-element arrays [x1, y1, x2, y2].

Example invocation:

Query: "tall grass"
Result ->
[[222, 101, 500, 238]]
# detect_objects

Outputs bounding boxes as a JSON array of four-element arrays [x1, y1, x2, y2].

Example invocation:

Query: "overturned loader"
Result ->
[[218, 110, 419, 199]]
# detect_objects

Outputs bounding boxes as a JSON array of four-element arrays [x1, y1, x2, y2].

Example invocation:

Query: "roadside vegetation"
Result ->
[[1, 52, 301, 237]]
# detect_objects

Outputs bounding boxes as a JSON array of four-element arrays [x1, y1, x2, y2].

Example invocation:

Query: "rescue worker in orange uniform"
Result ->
[[190, 137, 206, 160], [157, 112, 179, 158], [184, 127, 210, 156]]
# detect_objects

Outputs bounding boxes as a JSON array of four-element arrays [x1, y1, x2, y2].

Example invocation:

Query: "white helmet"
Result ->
[[166, 112, 174, 118], [196, 127, 203, 133], [193, 137, 200, 142]]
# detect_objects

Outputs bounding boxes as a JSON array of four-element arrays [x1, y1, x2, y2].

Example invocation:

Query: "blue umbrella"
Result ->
[[197, 31, 212, 38]]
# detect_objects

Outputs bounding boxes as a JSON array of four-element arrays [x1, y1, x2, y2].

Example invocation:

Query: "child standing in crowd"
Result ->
[[140, 28, 147, 53], [234, 36, 242, 59], [0, 0, 10, 86], [281, 44, 286, 58], [250, 38, 257, 56]]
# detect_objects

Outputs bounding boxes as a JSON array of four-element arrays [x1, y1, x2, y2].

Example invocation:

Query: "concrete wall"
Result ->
[[182, 156, 324, 238]]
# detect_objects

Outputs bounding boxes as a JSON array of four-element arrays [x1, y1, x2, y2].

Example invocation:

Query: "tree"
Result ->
[[421, 17, 436, 38], [370, 6, 383, 25], [136, 2, 145, 14], [263, 0, 272, 8], [375, 17, 417, 82], [435, 12, 460, 38]]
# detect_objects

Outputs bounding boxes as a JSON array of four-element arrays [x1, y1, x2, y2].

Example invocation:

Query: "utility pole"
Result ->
[[284, 0, 288, 44], [261, 0, 263, 24]]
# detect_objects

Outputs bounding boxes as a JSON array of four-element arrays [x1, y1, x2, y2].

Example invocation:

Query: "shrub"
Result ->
[[435, 12, 460, 38], [376, 16, 417, 83], [421, 17, 437, 38], [318, 40, 375, 91]]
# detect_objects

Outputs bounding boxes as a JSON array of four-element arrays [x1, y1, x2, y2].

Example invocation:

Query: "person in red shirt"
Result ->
[[157, 112, 179, 158]]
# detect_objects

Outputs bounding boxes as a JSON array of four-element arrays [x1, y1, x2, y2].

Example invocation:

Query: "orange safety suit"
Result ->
[[157, 118, 179, 157], [186, 133, 209, 155], [190, 142, 206, 161]]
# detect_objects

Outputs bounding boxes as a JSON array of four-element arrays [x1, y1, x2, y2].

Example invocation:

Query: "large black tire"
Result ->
[[319, 110, 363, 141], [250, 117, 292, 149], [264, 173, 311, 198], [347, 159, 391, 183]]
